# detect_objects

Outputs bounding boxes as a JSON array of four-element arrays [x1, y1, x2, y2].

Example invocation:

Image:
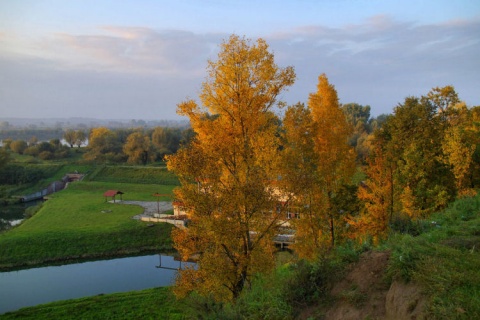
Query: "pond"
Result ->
[[0, 200, 43, 232], [0, 254, 191, 314]]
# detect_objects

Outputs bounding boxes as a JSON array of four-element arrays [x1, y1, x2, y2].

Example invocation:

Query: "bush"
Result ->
[[0, 164, 60, 185], [10, 140, 28, 154], [24, 146, 39, 157], [390, 215, 433, 236], [39, 151, 54, 160]]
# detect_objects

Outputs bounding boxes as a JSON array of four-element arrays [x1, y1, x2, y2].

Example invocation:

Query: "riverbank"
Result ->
[[0, 181, 175, 271], [0, 254, 186, 314], [0, 287, 183, 319]]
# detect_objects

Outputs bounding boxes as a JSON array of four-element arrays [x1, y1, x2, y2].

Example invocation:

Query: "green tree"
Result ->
[[166, 35, 295, 301], [2, 139, 13, 150], [123, 132, 154, 165], [0, 148, 10, 170], [427, 85, 460, 116], [10, 140, 28, 154], [151, 127, 181, 158], [74, 130, 87, 148], [341, 103, 372, 162], [63, 129, 76, 148], [372, 87, 458, 220], [84, 127, 123, 162], [28, 136, 38, 147]]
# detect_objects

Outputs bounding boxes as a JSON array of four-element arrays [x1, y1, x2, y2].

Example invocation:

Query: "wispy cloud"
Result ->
[[267, 15, 480, 112], [0, 15, 478, 119], [30, 27, 223, 77]]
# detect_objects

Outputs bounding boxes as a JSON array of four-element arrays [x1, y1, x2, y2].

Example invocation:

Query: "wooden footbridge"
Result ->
[[273, 233, 295, 249]]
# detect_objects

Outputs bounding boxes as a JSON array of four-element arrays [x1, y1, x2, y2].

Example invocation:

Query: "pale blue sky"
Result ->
[[1, 0, 479, 120]]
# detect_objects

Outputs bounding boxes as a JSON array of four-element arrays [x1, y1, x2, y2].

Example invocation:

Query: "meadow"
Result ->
[[0, 171, 176, 270], [0, 287, 184, 320]]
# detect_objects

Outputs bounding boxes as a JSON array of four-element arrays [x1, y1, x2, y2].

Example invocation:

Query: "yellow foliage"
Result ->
[[281, 74, 355, 259], [167, 35, 295, 301], [123, 131, 153, 165], [400, 186, 419, 220], [350, 145, 392, 244]]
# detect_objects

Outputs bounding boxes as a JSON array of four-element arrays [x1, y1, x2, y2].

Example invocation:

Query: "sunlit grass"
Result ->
[[0, 287, 184, 320], [85, 165, 179, 185], [387, 194, 480, 319], [0, 181, 175, 270]]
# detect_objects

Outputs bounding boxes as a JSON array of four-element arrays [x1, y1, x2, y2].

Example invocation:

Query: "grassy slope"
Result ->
[[0, 181, 175, 270], [85, 165, 179, 185], [0, 287, 184, 320], [386, 195, 480, 319]]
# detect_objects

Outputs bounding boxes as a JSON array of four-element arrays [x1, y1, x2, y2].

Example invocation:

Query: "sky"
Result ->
[[0, 0, 479, 120]]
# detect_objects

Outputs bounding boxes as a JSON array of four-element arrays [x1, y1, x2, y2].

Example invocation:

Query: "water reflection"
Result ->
[[0, 254, 191, 314], [0, 200, 43, 232]]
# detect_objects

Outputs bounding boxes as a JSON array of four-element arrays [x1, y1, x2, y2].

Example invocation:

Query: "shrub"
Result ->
[[10, 140, 28, 154], [39, 151, 54, 160], [24, 146, 39, 157]]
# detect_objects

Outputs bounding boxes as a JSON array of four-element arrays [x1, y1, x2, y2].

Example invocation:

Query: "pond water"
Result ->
[[0, 254, 190, 314], [0, 200, 43, 232]]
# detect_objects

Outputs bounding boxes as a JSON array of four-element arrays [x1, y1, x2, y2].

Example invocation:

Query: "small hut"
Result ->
[[103, 190, 124, 203]]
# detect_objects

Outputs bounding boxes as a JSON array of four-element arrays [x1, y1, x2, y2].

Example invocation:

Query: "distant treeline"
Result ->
[[0, 128, 64, 142], [0, 119, 189, 131], [0, 126, 195, 165]]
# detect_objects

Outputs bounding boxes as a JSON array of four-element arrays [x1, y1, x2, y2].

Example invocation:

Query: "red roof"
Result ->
[[103, 190, 123, 197]]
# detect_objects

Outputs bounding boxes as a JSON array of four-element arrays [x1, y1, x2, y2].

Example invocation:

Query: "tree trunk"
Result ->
[[330, 214, 335, 248]]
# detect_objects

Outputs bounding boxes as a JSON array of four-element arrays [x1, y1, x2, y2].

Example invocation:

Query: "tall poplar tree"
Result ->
[[308, 74, 355, 249], [166, 35, 295, 300], [281, 103, 324, 260], [282, 74, 355, 259]]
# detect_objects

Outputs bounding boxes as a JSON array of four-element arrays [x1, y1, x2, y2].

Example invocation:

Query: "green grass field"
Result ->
[[0, 181, 176, 270], [386, 195, 480, 318], [85, 165, 179, 185], [0, 287, 184, 320]]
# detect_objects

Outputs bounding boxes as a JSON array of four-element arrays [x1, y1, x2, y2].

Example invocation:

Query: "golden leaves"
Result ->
[[167, 34, 295, 300]]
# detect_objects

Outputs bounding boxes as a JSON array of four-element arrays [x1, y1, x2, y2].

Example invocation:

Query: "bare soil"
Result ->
[[297, 251, 425, 320]]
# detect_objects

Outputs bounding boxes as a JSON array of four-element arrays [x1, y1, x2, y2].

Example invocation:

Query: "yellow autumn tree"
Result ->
[[282, 74, 355, 259], [281, 103, 326, 260], [348, 143, 393, 244], [166, 35, 295, 300], [309, 74, 355, 248], [84, 127, 122, 162], [442, 103, 477, 194]]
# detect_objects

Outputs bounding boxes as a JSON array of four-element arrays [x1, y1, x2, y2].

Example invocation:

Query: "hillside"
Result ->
[[1, 194, 478, 319], [298, 195, 480, 319]]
